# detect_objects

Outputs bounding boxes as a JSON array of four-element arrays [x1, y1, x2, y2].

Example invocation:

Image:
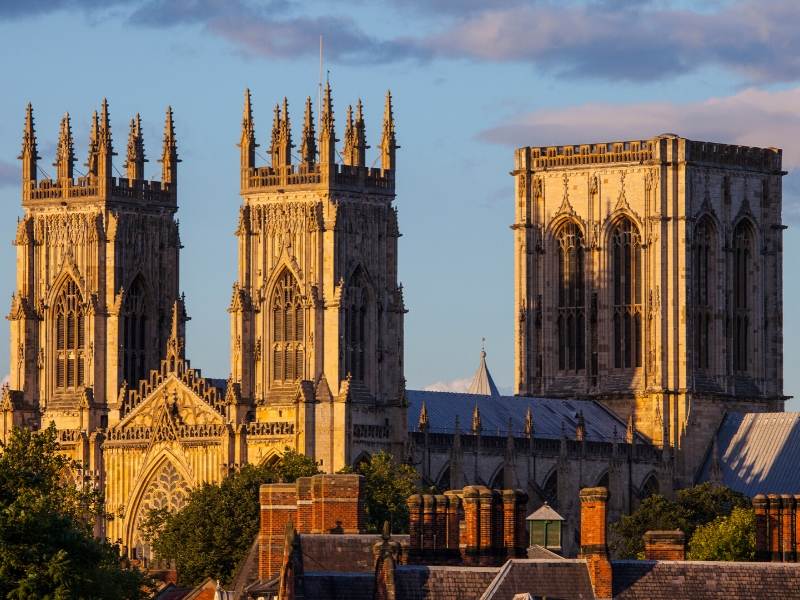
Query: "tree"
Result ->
[[343, 452, 420, 534], [145, 448, 319, 587], [0, 425, 152, 599], [687, 507, 756, 561], [610, 483, 750, 558]]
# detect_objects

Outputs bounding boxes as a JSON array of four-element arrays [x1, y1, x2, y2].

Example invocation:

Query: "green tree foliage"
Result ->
[[343, 451, 419, 534], [610, 482, 750, 558], [145, 448, 319, 587], [687, 506, 756, 561], [0, 425, 152, 599]]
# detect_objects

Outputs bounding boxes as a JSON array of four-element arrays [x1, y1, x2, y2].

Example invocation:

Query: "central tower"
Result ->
[[230, 86, 406, 472]]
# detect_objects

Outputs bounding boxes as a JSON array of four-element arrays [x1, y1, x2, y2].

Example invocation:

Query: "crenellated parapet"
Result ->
[[239, 84, 397, 196], [20, 100, 179, 206]]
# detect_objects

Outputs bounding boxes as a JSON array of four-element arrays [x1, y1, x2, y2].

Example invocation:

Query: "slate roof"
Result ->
[[612, 560, 800, 599], [698, 412, 800, 495], [406, 390, 633, 442], [482, 559, 595, 600], [526, 504, 564, 521], [395, 565, 500, 600]]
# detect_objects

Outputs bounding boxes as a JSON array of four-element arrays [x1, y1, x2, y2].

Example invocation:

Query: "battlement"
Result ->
[[515, 135, 782, 173], [18, 100, 179, 207], [239, 85, 397, 196]]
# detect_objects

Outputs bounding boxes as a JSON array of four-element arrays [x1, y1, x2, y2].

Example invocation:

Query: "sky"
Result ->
[[0, 0, 798, 409]]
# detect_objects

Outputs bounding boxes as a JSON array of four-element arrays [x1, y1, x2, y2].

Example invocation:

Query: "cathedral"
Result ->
[[0, 91, 786, 558]]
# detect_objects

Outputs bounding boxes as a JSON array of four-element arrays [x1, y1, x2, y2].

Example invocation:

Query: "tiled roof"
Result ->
[[482, 559, 594, 600], [304, 573, 374, 600], [612, 560, 800, 599], [526, 504, 564, 521], [467, 350, 500, 396], [698, 412, 800, 495], [395, 565, 500, 600], [406, 390, 633, 442]]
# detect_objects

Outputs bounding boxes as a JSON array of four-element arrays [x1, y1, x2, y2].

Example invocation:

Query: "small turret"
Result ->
[[471, 403, 482, 435], [343, 104, 356, 165], [160, 106, 179, 186], [125, 113, 146, 182], [18, 103, 39, 184], [319, 81, 336, 168], [270, 103, 281, 168], [380, 90, 397, 172], [239, 88, 257, 173], [576, 410, 586, 442], [625, 414, 635, 444], [277, 97, 292, 168], [418, 400, 429, 433], [299, 96, 316, 168], [54, 113, 75, 183], [85, 110, 100, 179], [165, 296, 189, 369], [524, 405, 534, 438], [98, 99, 115, 192]]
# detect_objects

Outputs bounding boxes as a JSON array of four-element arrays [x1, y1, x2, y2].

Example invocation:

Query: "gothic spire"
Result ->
[[319, 81, 336, 166], [270, 102, 281, 168], [418, 401, 429, 433], [19, 102, 39, 183], [240, 88, 257, 171], [354, 98, 368, 167], [524, 405, 534, 438], [300, 96, 316, 168], [54, 113, 75, 182], [467, 342, 500, 396], [97, 98, 116, 191], [471, 403, 482, 435], [380, 89, 397, 171], [343, 104, 355, 165], [576, 410, 586, 442], [278, 96, 292, 168], [166, 296, 188, 368], [160, 106, 179, 185], [125, 113, 146, 182], [85, 110, 99, 178], [626, 414, 635, 444]]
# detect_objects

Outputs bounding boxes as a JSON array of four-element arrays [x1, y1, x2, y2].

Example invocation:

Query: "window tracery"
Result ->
[[733, 221, 753, 373], [556, 222, 585, 371], [54, 278, 86, 390], [344, 271, 369, 381], [611, 218, 642, 369], [270, 271, 305, 383], [694, 218, 715, 370], [122, 276, 148, 386]]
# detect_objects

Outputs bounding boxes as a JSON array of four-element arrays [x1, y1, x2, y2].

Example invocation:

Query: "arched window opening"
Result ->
[[53, 279, 86, 391], [122, 277, 148, 386], [733, 222, 753, 373], [489, 466, 504, 490], [436, 466, 451, 492], [640, 474, 659, 500], [271, 271, 305, 383], [556, 222, 585, 371], [694, 219, 715, 370], [611, 218, 642, 369], [344, 272, 369, 381]]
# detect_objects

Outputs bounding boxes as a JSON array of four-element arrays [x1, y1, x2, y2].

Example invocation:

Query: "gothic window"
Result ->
[[640, 474, 659, 500], [542, 471, 558, 509], [53, 278, 85, 390], [122, 276, 148, 386], [344, 271, 369, 381], [270, 271, 305, 383], [733, 221, 754, 373], [611, 218, 642, 369], [694, 218, 715, 370], [556, 222, 585, 371]]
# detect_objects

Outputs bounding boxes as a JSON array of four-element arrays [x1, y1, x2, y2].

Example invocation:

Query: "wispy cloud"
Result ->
[[0, 160, 16, 188], [423, 377, 472, 393]]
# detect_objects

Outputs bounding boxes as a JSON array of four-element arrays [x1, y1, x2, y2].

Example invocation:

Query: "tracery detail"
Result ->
[[556, 222, 585, 371], [53, 278, 86, 390], [270, 270, 305, 383], [611, 218, 642, 369]]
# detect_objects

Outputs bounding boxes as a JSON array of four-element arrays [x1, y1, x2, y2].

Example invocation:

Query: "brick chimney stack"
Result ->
[[579, 487, 612, 600], [643, 530, 686, 560]]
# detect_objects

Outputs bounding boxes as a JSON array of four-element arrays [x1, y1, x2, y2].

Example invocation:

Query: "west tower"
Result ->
[[3, 101, 181, 435], [512, 136, 785, 482], [230, 86, 406, 472]]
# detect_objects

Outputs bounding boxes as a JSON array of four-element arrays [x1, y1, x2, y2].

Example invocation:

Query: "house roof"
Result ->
[[698, 412, 800, 496], [526, 504, 565, 522], [482, 559, 595, 600], [406, 390, 632, 442]]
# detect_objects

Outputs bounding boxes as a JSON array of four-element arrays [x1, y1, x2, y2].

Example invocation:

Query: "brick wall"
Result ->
[[579, 487, 612, 600], [754, 493, 800, 563], [643, 530, 686, 560]]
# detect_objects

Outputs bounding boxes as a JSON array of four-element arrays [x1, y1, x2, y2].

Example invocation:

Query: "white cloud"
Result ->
[[423, 377, 472, 393]]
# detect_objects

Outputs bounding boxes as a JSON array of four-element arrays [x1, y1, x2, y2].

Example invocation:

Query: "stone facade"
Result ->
[[512, 136, 786, 481]]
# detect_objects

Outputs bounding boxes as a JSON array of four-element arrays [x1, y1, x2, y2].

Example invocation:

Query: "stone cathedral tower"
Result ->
[[230, 85, 406, 472], [3, 100, 181, 435], [512, 136, 785, 481]]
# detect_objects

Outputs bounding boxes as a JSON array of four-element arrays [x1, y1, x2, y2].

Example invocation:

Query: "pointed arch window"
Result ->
[[694, 219, 715, 370], [271, 271, 305, 383], [611, 218, 642, 369], [733, 222, 753, 373], [122, 277, 148, 386], [556, 222, 585, 371], [53, 279, 86, 390], [344, 272, 369, 381]]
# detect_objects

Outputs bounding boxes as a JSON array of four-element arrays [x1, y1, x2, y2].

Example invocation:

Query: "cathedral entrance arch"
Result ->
[[126, 452, 193, 559]]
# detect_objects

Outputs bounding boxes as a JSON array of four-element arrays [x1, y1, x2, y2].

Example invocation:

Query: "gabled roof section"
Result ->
[[467, 346, 500, 397], [698, 412, 800, 496]]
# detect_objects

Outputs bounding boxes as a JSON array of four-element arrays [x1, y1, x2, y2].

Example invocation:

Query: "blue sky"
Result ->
[[0, 0, 798, 408]]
